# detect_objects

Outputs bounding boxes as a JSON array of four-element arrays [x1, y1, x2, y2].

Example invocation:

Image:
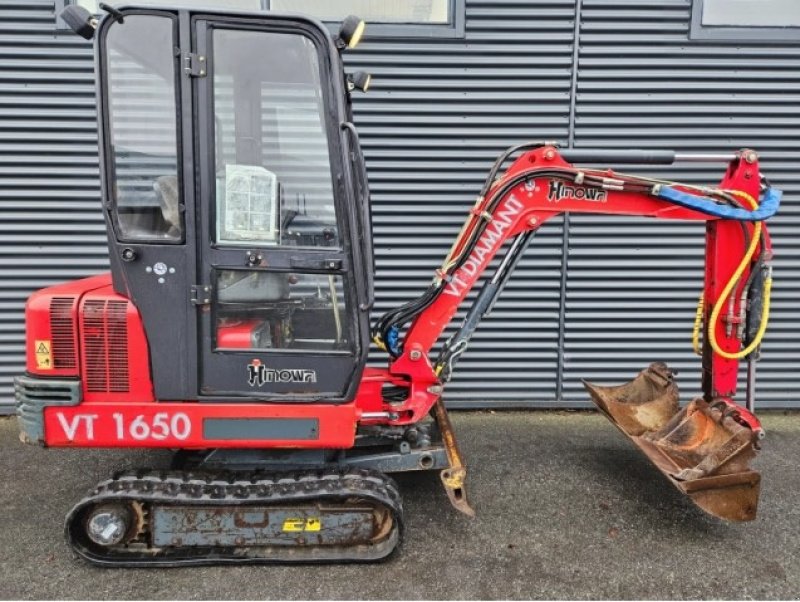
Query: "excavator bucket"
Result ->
[[583, 362, 760, 522]]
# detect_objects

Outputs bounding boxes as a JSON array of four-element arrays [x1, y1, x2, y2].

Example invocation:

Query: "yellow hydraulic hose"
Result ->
[[692, 292, 704, 356], [705, 190, 772, 360]]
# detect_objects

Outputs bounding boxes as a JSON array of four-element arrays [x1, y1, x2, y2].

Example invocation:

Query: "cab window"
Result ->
[[212, 28, 338, 248], [104, 14, 183, 242]]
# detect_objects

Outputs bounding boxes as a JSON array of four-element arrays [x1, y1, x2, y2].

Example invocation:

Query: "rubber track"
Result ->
[[65, 467, 404, 567]]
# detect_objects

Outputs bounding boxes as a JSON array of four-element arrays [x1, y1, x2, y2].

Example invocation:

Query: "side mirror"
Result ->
[[60, 4, 97, 40]]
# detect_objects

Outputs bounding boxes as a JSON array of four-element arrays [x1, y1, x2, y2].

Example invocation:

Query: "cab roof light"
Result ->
[[347, 71, 372, 93], [60, 4, 98, 40], [338, 15, 366, 50]]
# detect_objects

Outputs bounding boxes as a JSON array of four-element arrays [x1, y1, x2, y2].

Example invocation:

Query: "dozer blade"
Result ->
[[583, 362, 760, 522]]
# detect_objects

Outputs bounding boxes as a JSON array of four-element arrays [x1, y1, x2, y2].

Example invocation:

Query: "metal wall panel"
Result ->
[[564, 0, 800, 407], [0, 0, 104, 413], [0, 0, 797, 412], [350, 1, 575, 405]]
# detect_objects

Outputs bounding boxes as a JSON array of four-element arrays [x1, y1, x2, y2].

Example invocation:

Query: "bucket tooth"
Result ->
[[583, 362, 761, 522]]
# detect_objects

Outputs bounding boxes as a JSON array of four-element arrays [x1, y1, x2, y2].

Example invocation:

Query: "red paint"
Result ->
[[79, 285, 154, 403], [387, 147, 772, 425], [702, 153, 764, 398], [43, 401, 357, 448], [217, 319, 263, 349], [25, 274, 111, 377]]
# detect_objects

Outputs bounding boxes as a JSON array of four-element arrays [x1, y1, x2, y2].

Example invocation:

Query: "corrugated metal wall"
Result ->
[[562, 0, 799, 406], [352, 1, 575, 404], [0, 0, 797, 413], [0, 0, 104, 414]]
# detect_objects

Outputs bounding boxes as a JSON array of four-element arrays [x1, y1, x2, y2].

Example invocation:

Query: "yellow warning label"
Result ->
[[282, 517, 321, 532], [34, 340, 52, 370]]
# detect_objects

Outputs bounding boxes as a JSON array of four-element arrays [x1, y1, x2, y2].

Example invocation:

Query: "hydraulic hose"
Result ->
[[374, 165, 582, 356], [692, 292, 704, 356], [375, 151, 776, 362], [707, 190, 773, 360]]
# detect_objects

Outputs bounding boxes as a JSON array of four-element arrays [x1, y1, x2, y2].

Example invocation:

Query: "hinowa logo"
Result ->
[[547, 180, 607, 203], [247, 359, 317, 386]]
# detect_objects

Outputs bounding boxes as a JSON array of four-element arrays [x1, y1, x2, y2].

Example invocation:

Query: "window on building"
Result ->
[[59, 0, 465, 37], [271, 0, 450, 24], [71, 0, 264, 10], [271, 0, 465, 38], [691, 0, 800, 41]]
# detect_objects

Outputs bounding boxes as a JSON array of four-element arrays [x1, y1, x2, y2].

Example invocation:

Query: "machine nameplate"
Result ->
[[203, 417, 320, 441]]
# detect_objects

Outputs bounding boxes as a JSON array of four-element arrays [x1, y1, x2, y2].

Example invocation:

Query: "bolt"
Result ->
[[199, 56, 205, 62], [409, 350, 422, 361], [199, 70, 206, 76], [544, 149, 555, 160], [743, 151, 757, 164], [528, 217, 538, 227]]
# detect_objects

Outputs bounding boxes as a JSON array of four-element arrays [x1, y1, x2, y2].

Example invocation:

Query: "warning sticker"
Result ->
[[282, 517, 321, 533], [35, 340, 52, 370]]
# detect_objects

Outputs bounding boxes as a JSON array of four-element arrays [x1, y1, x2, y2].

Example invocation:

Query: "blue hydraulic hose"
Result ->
[[657, 186, 781, 221]]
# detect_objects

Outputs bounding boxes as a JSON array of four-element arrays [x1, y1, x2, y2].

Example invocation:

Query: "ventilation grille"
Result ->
[[49, 297, 77, 370], [82, 299, 130, 394]]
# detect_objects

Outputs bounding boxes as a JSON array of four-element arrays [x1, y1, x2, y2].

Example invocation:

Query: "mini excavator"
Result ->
[[15, 4, 781, 566]]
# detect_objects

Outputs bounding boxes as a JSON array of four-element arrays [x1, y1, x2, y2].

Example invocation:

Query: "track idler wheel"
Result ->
[[583, 362, 761, 522]]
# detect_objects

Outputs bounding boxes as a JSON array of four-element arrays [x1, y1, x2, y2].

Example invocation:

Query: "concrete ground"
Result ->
[[0, 411, 798, 600]]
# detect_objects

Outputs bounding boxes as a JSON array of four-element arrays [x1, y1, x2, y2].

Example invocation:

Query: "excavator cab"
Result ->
[[97, 7, 372, 401]]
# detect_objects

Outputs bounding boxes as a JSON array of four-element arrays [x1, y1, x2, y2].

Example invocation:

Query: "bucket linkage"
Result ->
[[583, 362, 760, 522]]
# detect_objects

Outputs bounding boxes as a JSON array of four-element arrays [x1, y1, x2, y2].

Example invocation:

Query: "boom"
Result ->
[[374, 144, 777, 427]]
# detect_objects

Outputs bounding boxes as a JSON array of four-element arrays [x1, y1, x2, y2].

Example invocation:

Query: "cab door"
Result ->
[[193, 16, 365, 401]]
